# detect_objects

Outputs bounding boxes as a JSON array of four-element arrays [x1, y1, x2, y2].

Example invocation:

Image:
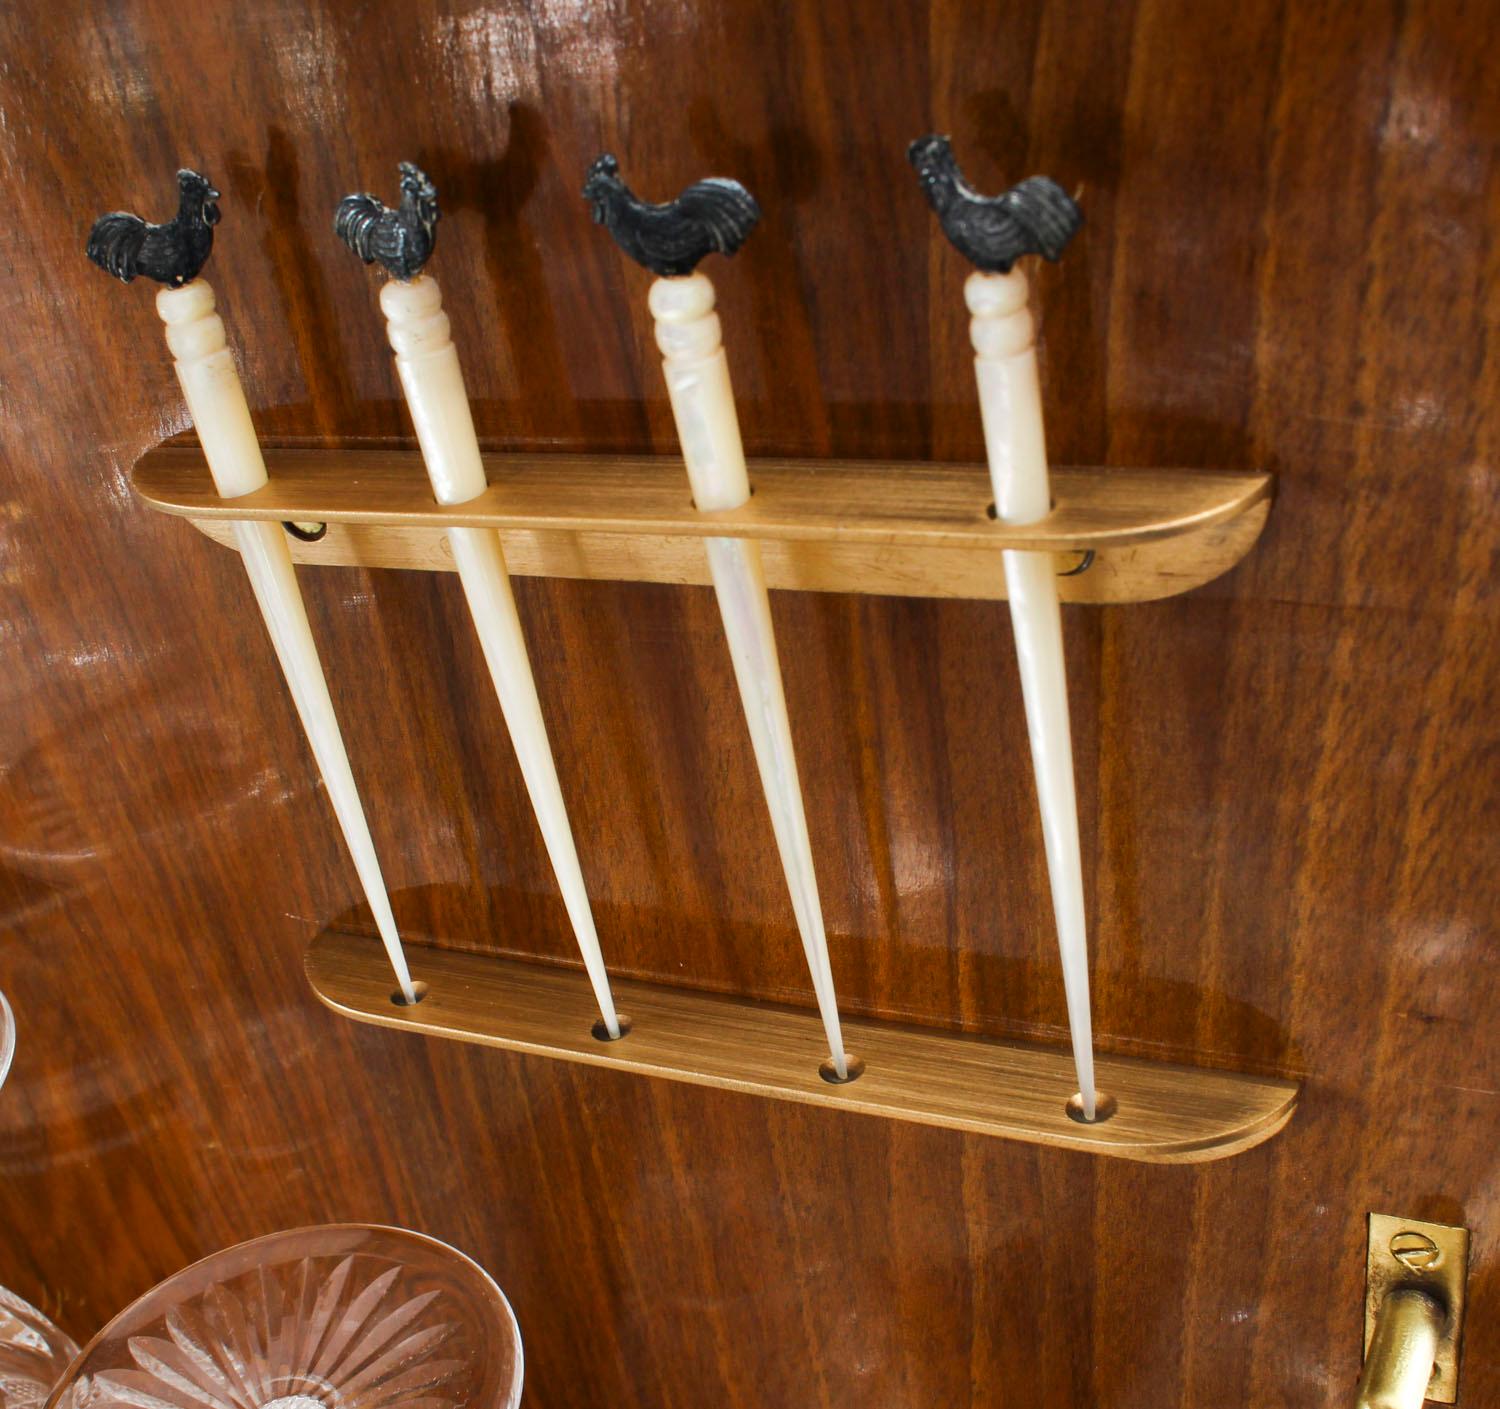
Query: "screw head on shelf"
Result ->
[[1390, 1230, 1442, 1271]]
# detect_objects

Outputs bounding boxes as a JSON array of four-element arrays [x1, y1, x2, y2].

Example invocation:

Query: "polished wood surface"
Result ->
[[0, 3, 1495, 1407], [308, 929, 1298, 1163], [137, 444, 1271, 601]]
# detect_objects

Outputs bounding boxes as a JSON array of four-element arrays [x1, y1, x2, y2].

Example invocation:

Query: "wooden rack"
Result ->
[[309, 930, 1297, 1163], [134, 446, 1272, 604], [133, 443, 1292, 1164]]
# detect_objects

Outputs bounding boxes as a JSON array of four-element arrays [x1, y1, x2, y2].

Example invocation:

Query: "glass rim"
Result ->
[[0, 989, 14, 1093]]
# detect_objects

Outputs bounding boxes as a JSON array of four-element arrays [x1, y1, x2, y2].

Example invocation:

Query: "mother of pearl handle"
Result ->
[[650, 273, 849, 1078], [967, 270, 1052, 526], [156, 280, 416, 1001], [158, 280, 269, 498], [379, 276, 621, 1038], [648, 274, 751, 512], [378, 277, 486, 506], [968, 268, 1097, 1119]]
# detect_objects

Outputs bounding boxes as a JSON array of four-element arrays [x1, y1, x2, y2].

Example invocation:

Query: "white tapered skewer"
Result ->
[[967, 269, 1097, 1118], [376, 274, 621, 1038], [650, 273, 850, 1079], [156, 280, 417, 1001]]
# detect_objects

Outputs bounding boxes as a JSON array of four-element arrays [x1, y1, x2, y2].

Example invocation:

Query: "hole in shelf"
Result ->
[[985, 506, 1092, 576], [592, 1014, 633, 1042], [819, 1054, 866, 1085], [986, 498, 1059, 521], [283, 521, 328, 542], [1065, 1090, 1117, 1124], [688, 486, 753, 513], [392, 980, 429, 1007]]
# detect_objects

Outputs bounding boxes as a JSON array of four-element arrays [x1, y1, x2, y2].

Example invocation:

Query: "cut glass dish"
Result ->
[[0, 1284, 81, 1409], [44, 1226, 520, 1409]]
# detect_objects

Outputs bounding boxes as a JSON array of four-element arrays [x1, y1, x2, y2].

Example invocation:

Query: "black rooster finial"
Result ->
[[334, 161, 440, 281], [582, 154, 761, 277], [907, 135, 1081, 273], [85, 169, 221, 287]]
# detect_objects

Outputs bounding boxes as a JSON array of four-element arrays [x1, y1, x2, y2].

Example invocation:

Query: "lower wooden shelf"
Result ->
[[307, 929, 1298, 1164]]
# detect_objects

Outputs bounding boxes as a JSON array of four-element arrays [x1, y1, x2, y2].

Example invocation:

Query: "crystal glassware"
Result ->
[[0, 993, 81, 1409], [44, 1226, 521, 1409], [0, 990, 14, 1093], [0, 1284, 81, 1409]]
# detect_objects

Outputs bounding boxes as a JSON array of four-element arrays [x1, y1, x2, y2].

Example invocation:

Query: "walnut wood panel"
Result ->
[[307, 930, 1298, 1162], [0, 3, 1495, 1408], [132, 444, 1271, 602]]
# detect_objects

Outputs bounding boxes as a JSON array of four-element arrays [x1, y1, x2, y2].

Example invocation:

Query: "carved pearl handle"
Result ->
[[649, 271, 849, 1077], [649, 274, 751, 512], [157, 281, 269, 498], [967, 269, 1097, 1118], [380, 276, 487, 506], [376, 272, 622, 1037], [967, 269, 1050, 526], [155, 278, 415, 1000]]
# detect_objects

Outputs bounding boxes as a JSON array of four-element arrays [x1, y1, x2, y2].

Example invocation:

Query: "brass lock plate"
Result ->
[[1365, 1213, 1470, 1404]]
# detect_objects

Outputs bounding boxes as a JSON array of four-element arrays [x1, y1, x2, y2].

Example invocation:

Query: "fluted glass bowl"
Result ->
[[44, 1226, 522, 1409], [0, 1285, 80, 1409]]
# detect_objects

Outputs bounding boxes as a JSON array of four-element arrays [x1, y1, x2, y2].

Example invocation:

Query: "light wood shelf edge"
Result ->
[[306, 931, 1299, 1164], [132, 446, 1273, 605], [187, 504, 1270, 603]]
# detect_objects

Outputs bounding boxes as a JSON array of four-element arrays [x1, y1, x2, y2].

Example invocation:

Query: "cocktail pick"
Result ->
[[86, 170, 418, 1001], [583, 154, 852, 1079], [336, 163, 622, 1039], [907, 135, 1101, 1118]]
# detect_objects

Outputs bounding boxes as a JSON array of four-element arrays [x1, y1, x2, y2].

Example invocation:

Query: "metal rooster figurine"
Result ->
[[334, 161, 439, 282], [85, 168, 220, 287], [908, 135, 1080, 273], [585, 155, 852, 1080], [582, 154, 760, 277], [908, 135, 1102, 1119]]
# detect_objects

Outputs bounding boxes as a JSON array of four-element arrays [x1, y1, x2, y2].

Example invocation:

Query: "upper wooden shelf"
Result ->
[[132, 446, 1273, 604]]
